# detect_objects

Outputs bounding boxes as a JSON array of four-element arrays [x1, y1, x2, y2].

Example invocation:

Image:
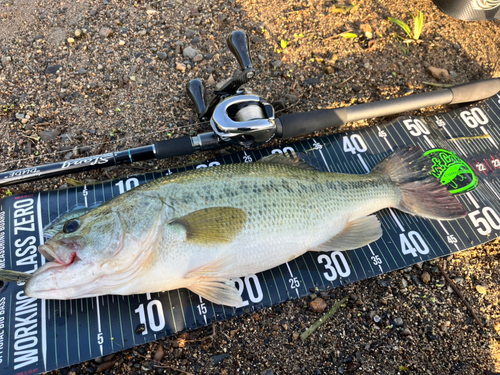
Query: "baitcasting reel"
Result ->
[[186, 31, 276, 148]]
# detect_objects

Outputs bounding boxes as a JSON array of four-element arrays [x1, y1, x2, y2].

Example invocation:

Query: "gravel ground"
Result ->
[[1, 0, 500, 374]]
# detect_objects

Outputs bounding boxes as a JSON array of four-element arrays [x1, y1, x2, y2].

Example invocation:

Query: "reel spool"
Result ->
[[210, 94, 276, 147]]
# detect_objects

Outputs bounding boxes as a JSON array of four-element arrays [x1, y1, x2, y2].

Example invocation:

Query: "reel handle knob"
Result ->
[[186, 79, 207, 116], [227, 31, 254, 76]]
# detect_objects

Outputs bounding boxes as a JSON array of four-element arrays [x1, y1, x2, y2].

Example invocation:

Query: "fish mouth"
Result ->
[[39, 243, 78, 266]]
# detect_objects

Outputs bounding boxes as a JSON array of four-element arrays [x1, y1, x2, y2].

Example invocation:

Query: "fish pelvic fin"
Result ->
[[372, 146, 466, 220], [185, 253, 243, 307], [172, 207, 247, 246], [310, 215, 382, 252]]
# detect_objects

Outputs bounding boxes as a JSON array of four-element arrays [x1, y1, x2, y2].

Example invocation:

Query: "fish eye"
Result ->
[[63, 219, 80, 234]]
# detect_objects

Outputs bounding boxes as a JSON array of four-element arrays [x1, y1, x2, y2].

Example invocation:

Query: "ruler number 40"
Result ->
[[400, 231, 429, 257], [343, 135, 367, 154]]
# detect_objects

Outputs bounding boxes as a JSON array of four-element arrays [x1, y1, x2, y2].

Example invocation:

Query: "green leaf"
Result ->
[[341, 32, 358, 39], [388, 17, 412, 39], [281, 39, 288, 49], [399, 366, 409, 371], [412, 10, 424, 40]]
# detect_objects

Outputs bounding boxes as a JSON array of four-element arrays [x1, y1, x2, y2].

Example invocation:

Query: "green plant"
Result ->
[[388, 10, 424, 41]]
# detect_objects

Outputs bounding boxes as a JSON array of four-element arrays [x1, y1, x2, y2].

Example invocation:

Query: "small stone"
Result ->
[[421, 271, 431, 284], [67, 37, 75, 43], [15, 113, 25, 120], [77, 68, 87, 74], [206, 74, 216, 85], [99, 27, 113, 39], [154, 345, 165, 362], [193, 54, 203, 62], [96, 361, 114, 373], [183, 46, 199, 60], [176, 62, 186, 72], [261, 369, 274, 375], [75, 29, 82, 38], [282, 323, 289, 331], [454, 277, 464, 284], [21, 118, 29, 124], [426, 66, 451, 81], [401, 278, 408, 288], [119, 40, 126, 46], [410, 274, 421, 285], [85, 366, 95, 373], [251, 35, 262, 44], [476, 285, 487, 295], [272, 60, 283, 68], [309, 293, 317, 301], [303, 77, 320, 86], [373, 315, 381, 323], [38, 130, 60, 142], [192, 36, 201, 44], [94, 357, 103, 364], [361, 23, 373, 38], [401, 328, 411, 336], [157, 52, 167, 60], [394, 317, 404, 327], [378, 279, 391, 287], [309, 297, 327, 313], [141, 361, 152, 371], [292, 331, 300, 341], [212, 353, 230, 365], [45, 64, 63, 75], [135, 323, 146, 334], [230, 329, 237, 338]]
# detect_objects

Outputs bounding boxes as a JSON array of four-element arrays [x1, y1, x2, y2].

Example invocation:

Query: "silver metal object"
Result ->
[[210, 94, 276, 147]]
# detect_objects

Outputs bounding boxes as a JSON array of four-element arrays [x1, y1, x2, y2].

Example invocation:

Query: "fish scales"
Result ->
[[24, 147, 466, 306]]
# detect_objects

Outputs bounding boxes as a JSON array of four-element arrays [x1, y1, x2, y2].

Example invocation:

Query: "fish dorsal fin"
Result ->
[[310, 215, 382, 252], [258, 153, 319, 171], [185, 252, 243, 307], [171, 207, 247, 246]]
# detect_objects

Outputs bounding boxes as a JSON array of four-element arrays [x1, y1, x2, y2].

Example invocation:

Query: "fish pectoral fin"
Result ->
[[311, 215, 382, 252], [189, 280, 243, 307], [171, 207, 247, 246]]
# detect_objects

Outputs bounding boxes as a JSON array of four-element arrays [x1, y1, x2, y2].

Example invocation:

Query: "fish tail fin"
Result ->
[[372, 146, 466, 220]]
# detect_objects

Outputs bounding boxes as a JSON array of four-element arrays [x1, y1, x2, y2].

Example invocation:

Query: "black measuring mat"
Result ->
[[2, 93, 500, 375]]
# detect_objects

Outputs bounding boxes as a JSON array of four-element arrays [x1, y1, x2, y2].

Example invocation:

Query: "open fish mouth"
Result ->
[[38, 243, 79, 265]]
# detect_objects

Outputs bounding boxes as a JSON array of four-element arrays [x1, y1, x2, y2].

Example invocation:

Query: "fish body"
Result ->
[[24, 147, 466, 306]]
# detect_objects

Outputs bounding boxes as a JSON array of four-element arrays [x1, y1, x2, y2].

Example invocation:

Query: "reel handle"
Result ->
[[186, 79, 207, 116], [227, 30, 254, 73]]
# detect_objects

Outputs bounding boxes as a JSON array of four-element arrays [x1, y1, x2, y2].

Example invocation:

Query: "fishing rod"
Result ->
[[1, 30, 500, 188]]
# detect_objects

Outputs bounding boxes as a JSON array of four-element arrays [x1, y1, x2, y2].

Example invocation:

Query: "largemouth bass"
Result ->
[[24, 146, 466, 306]]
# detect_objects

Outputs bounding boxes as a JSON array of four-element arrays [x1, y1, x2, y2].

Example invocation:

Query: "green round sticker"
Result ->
[[423, 149, 478, 195]]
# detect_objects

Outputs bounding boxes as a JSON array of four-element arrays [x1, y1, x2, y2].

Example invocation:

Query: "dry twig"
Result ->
[[437, 262, 483, 328], [300, 295, 349, 341]]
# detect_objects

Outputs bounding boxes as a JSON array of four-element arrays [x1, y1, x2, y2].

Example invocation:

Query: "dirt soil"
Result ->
[[1, 0, 500, 374]]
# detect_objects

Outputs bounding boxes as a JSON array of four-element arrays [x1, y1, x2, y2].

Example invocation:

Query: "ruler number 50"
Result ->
[[403, 119, 430, 137], [469, 207, 500, 236]]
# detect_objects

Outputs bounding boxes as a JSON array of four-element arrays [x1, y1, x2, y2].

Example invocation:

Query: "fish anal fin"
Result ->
[[258, 153, 319, 171], [185, 254, 242, 307], [189, 280, 243, 307], [311, 215, 382, 252], [172, 207, 247, 246]]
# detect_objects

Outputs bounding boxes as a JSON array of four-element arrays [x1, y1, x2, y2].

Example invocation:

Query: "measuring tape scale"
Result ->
[[3, 94, 500, 374]]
